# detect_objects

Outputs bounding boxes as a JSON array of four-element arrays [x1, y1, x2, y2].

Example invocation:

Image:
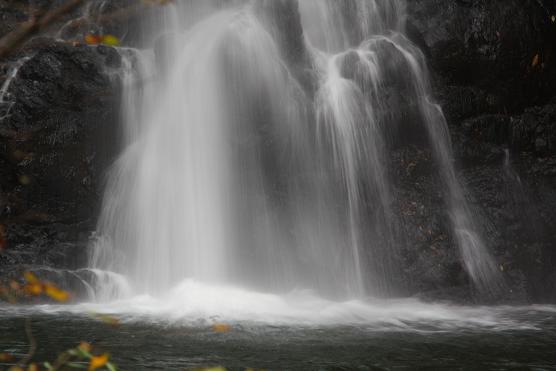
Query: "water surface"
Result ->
[[1, 286, 556, 370]]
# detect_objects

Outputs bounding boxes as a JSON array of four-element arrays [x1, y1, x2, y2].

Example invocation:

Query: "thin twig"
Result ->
[[17, 318, 37, 367], [0, 0, 87, 60], [51, 351, 73, 371], [61, 2, 148, 33]]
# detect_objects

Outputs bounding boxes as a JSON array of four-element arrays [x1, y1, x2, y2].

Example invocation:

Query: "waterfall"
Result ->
[[90, 0, 503, 301]]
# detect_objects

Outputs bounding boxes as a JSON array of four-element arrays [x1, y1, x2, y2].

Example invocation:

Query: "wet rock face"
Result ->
[[465, 158, 556, 303], [404, 0, 556, 302], [407, 0, 556, 117], [390, 146, 471, 301], [511, 100, 556, 157], [254, 0, 316, 94], [255, 0, 308, 67], [0, 41, 121, 277], [444, 102, 556, 304]]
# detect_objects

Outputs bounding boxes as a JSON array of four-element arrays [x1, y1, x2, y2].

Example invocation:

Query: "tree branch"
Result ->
[[60, 2, 147, 34], [17, 318, 37, 367], [0, 0, 87, 60]]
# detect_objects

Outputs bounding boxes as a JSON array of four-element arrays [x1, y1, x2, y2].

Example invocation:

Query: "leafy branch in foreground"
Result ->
[[0, 0, 86, 60], [40, 342, 115, 371], [0, 272, 117, 371], [0, 0, 177, 60]]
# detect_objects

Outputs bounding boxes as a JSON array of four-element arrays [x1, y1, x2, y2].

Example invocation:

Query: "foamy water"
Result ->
[[2, 280, 554, 332]]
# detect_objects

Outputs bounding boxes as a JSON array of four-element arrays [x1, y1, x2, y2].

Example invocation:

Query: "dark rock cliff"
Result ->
[[405, 0, 556, 302], [0, 41, 121, 281]]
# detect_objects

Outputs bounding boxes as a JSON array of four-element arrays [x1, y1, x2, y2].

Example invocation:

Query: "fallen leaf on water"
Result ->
[[8, 367, 24, 371], [88, 354, 109, 371], [91, 313, 120, 327], [27, 364, 39, 371], [212, 323, 231, 333]]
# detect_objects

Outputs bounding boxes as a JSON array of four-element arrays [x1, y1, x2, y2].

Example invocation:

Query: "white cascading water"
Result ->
[[89, 0, 504, 306]]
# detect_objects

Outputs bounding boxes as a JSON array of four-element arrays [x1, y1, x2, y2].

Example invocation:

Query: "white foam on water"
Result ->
[[3, 279, 554, 332]]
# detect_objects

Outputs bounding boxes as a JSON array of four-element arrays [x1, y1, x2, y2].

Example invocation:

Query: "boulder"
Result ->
[[0, 40, 120, 278]]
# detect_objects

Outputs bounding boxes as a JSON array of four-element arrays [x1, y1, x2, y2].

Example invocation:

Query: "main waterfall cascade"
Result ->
[[90, 0, 504, 302]]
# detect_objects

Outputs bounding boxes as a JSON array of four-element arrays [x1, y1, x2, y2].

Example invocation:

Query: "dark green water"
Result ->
[[1, 309, 556, 370]]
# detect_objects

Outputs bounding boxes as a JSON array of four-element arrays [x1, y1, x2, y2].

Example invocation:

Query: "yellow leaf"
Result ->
[[212, 323, 231, 333], [88, 354, 109, 371], [24, 283, 43, 296], [91, 313, 120, 327], [8, 367, 24, 371], [27, 364, 39, 371], [101, 35, 120, 46], [24, 271, 39, 284], [79, 341, 92, 353], [85, 34, 102, 45], [532, 54, 540, 68], [44, 283, 70, 302]]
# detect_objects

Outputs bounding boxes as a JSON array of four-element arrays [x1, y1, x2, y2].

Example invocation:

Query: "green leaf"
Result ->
[[77, 348, 93, 359]]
